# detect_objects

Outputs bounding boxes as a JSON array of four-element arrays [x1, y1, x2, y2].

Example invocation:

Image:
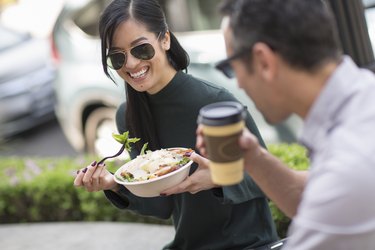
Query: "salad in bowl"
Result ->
[[111, 134, 193, 197]]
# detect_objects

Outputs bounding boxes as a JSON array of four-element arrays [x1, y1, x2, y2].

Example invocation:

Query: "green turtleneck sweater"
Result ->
[[104, 71, 278, 250]]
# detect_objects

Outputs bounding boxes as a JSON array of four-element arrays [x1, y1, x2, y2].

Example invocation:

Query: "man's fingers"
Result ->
[[239, 129, 258, 150]]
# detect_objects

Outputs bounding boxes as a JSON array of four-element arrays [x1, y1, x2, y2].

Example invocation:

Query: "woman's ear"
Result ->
[[162, 30, 171, 50]]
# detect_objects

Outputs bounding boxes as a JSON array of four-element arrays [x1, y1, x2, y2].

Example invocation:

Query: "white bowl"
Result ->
[[113, 148, 193, 197]]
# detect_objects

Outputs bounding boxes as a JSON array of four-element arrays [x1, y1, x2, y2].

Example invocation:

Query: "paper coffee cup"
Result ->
[[198, 101, 245, 185]]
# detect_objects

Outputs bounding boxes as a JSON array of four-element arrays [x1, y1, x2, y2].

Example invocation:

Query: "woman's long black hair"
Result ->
[[99, 0, 190, 152]]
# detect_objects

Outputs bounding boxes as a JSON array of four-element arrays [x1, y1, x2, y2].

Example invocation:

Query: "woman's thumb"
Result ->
[[189, 152, 210, 168]]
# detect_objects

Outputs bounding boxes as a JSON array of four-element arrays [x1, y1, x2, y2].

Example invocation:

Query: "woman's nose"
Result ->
[[124, 53, 141, 69]]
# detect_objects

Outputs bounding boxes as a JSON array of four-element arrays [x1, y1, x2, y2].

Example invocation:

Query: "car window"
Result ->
[[0, 26, 28, 51]]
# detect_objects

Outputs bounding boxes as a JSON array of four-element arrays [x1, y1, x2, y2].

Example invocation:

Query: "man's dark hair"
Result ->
[[219, 0, 342, 71]]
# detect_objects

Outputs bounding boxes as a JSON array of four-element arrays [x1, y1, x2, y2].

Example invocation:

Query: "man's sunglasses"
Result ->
[[215, 49, 246, 79], [106, 43, 156, 70]]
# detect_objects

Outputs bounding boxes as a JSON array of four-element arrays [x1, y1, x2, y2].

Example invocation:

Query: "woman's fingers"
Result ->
[[82, 161, 97, 189], [74, 160, 118, 192], [189, 152, 210, 168], [161, 176, 193, 196], [73, 168, 85, 187], [91, 163, 106, 190], [74, 161, 95, 187], [73, 161, 99, 192]]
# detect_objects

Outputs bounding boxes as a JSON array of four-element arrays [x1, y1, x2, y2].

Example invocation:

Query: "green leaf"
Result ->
[[112, 131, 140, 153], [140, 143, 149, 155], [112, 131, 129, 144]]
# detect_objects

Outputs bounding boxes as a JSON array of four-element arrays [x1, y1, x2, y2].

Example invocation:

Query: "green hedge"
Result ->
[[0, 143, 309, 238], [267, 143, 310, 237], [0, 157, 169, 225]]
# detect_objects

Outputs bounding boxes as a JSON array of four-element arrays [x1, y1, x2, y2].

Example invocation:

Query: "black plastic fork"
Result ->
[[97, 144, 126, 166]]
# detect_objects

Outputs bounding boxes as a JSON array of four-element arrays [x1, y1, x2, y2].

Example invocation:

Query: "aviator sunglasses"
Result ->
[[106, 33, 161, 70]]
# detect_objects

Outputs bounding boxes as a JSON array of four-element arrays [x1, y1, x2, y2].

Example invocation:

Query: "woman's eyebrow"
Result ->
[[130, 37, 148, 46]]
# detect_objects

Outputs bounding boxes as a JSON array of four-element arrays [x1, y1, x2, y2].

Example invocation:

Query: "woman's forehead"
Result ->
[[112, 19, 154, 46]]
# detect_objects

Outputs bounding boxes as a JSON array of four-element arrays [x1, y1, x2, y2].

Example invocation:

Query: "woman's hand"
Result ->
[[160, 152, 218, 196], [74, 161, 118, 192]]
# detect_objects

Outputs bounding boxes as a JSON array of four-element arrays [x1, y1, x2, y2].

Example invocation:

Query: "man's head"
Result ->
[[219, 0, 341, 73], [217, 0, 342, 123]]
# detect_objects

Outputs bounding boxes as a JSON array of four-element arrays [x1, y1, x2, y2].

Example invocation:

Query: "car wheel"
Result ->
[[84, 107, 117, 155]]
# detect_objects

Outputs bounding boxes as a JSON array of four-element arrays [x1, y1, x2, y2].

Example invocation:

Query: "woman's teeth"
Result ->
[[129, 68, 147, 79]]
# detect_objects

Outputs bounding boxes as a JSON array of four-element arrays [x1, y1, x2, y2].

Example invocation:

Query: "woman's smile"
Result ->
[[128, 66, 149, 79]]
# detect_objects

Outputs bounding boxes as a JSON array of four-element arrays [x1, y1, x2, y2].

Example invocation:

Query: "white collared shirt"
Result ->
[[284, 56, 375, 250]]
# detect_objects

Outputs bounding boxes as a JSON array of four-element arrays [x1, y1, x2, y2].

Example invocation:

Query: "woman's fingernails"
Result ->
[[76, 170, 80, 174], [91, 161, 97, 167], [82, 168, 88, 173], [184, 151, 192, 157]]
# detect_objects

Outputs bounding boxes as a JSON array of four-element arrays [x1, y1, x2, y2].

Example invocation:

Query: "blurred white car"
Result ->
[[0, 24, 56, 139], [51, 0, 302, 157]]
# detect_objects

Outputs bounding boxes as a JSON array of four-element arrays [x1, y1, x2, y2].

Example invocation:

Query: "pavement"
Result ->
[[0, 222, 175, 250]]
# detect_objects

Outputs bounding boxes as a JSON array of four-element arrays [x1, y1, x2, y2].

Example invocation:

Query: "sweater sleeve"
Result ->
[[104, 187, 174, 220], [213, 174, 266, 204]]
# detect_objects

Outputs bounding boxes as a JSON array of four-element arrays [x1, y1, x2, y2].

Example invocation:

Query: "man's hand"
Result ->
[[195, 124, 208, 157]]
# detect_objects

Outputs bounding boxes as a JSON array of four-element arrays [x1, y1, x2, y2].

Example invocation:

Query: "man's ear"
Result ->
[[252, 42, 277, 81]]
